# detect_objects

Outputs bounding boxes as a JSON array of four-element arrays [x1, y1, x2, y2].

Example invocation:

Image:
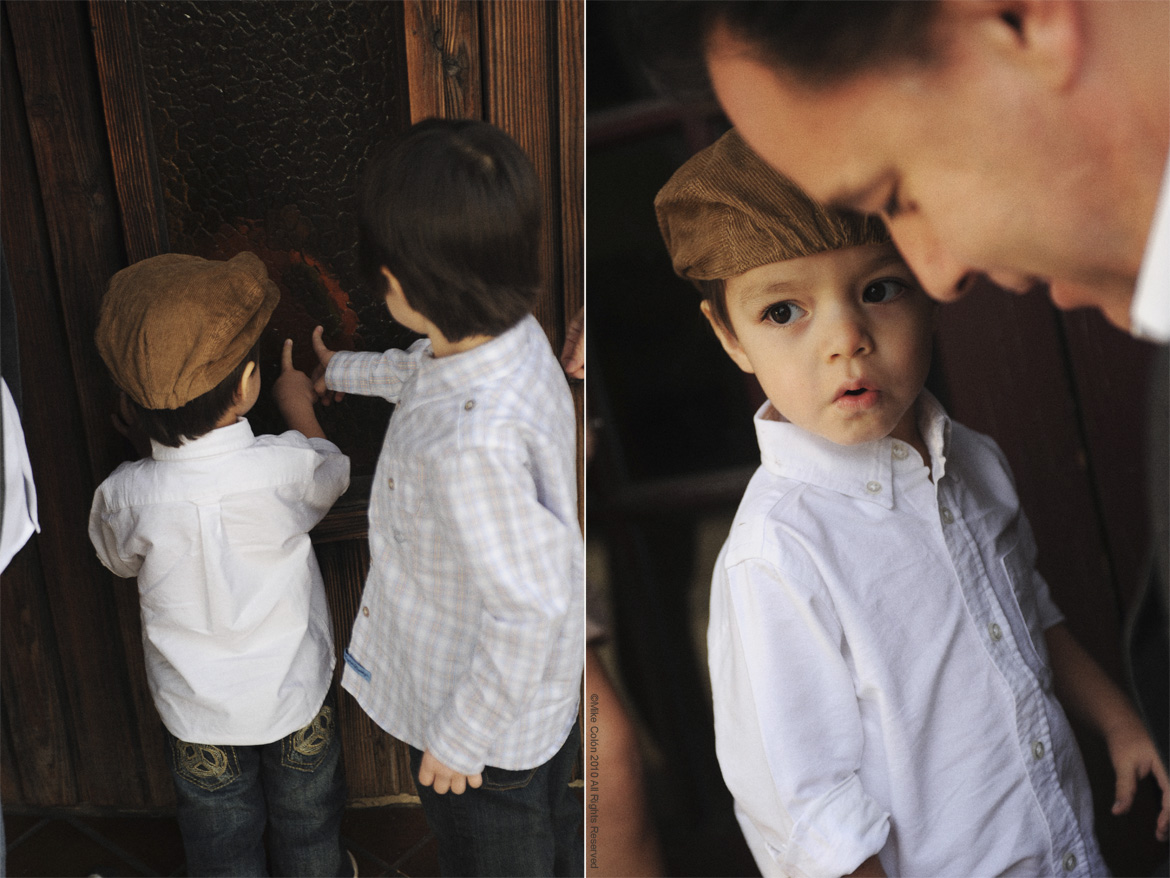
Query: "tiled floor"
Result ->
[[3, 804, 439, 877]]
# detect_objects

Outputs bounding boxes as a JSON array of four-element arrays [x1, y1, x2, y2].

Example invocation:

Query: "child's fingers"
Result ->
[[281, 338, 295, 372], [1112, 764, 1139, 815], [311, 325, 330, 361], [1152, 757, 1170, 841]]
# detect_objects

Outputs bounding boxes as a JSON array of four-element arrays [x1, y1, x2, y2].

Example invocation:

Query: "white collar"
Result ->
[[752, 390, 951, 509], [1132, 153, 1170, 343]]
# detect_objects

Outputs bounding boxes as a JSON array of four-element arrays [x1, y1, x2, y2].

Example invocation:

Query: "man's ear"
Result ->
[[700, 300, 755, 375], [235, 360, 257, 403], [940, 0, 1083, 91]]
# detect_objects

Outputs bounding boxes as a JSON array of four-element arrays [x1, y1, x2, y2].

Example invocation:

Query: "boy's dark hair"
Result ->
[[358, 118, 543, 342], [629, 1, 939, 95], [129, 343, 259, 448]]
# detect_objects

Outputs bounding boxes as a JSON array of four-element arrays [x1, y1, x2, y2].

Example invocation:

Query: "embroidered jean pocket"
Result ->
[[171, 739, 241, 793], [281, 701, 335, 773], [480, 764, 538, 792]]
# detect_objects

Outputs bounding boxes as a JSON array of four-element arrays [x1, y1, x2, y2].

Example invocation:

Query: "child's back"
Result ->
[[88, 252, 352, 876]]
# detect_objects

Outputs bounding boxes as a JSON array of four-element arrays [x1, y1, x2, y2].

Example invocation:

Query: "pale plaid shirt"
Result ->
[[328, 314, 583, 774]]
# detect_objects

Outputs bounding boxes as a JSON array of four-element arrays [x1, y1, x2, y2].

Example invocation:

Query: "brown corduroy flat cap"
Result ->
[[96, 251, 279, 410], [655, 129, 887, 282]]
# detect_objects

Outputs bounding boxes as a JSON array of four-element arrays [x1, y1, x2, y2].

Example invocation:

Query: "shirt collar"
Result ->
[[151, 417, 256, 461], [753, 389, 951, 508], [413, 314, 540, 397], [1132, 154, 1170, 343]]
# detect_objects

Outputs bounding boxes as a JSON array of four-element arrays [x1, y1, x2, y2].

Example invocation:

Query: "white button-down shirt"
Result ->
[[89, 419, 350, 745], [708, 393, 1106, 878], [327, 315, 583, 775]]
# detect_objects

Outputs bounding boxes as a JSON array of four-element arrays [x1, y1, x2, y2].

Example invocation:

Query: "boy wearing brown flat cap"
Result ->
[[655, 130, 1167, 878], [88, 251, 352, 877]]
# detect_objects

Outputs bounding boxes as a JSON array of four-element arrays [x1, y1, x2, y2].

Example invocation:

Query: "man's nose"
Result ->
[[888, 219, 978, 303]]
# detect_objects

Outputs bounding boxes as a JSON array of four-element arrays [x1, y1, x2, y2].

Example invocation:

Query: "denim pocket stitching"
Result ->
[[281, 704, 335, 773], [171, 739, 240, 793], [480, 764, 538, 792]]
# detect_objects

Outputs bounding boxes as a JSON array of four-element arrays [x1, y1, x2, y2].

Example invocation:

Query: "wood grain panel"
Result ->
[[480, 1, 560, 340], [4, 0, 156, 808], [1060, 310, 1159, 611], [88, 0, 168, 265], [0, 7, 78, 809], [403, 0, 481, 123]]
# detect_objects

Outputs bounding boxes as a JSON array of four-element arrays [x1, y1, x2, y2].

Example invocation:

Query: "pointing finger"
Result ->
[[282, 338, 295, 372]]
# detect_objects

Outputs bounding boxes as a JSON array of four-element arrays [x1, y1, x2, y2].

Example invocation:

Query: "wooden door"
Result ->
[[1, 0, 582, 811]]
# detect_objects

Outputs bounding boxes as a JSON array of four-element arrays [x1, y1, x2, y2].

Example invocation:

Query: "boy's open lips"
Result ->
[[834, 382, 880, 411]]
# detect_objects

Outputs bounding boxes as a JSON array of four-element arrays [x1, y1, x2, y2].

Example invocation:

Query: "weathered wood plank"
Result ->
[[480, 1, 559, 340], [88, 0, 168, 264], [403, 0, 481, 123], [4, 0, 148, 808]]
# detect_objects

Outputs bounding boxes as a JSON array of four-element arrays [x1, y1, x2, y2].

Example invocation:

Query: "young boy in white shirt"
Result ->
[[88, 252, 352, 876], [655, 130, 1169, 878], [310, 118, 583, 877]]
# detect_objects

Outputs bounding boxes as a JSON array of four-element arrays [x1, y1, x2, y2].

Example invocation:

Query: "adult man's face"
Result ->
[[704, 6, 1146, 330]]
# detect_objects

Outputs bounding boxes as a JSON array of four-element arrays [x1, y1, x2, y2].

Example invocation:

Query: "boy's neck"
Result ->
[[429, 331, 495, 359]]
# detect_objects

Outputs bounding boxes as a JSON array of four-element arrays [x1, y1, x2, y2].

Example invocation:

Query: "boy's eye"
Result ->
[[862, 278, 910, 305], [762, 301, 806, 326]]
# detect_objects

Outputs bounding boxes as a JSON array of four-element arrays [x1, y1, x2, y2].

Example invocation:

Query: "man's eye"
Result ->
[[882, 186, 902, 219], [763, 301, 806, 325], [862, 279, 909, 304]]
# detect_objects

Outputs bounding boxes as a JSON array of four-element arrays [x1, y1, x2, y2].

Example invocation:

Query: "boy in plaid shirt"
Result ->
[[312, 118, 583, 877]]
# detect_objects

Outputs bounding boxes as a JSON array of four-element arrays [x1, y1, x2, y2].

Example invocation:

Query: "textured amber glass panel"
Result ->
[[135, 0, 416, 472]]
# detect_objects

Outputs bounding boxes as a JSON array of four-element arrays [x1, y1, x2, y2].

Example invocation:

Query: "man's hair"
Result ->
[[630, 1, 939, 94], [358, 118, 543, 342], [129, 343, 258, 448]]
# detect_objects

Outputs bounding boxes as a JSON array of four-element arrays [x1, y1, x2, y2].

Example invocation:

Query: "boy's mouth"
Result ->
[[834, 381, 880, 410]]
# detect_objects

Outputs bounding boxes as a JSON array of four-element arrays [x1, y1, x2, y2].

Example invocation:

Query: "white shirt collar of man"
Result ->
[[1132, 155, 1170, 344]]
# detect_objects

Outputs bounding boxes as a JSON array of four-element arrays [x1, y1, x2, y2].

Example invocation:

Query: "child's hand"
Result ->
[[1105, 713, 1169, 841], [417, 749, 483, 795], [560, 307, 584, 380], [310, 325, 345, 406], [273, 339, 327, 441]]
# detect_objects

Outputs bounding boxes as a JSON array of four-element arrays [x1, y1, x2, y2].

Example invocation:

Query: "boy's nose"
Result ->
[[824, 310, 873, 361]]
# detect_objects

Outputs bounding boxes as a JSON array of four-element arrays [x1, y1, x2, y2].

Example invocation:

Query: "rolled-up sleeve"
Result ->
[[709, 552, 889, 878]]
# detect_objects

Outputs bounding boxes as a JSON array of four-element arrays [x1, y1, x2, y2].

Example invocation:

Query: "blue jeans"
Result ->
[[410, 725, 583, 877], [166, 692, 347, 877]]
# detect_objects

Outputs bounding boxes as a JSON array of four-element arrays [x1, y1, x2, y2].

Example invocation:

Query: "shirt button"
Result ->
[[865, 481, 882, 494], [362, 606, 370, 617], [387, 477, 395, 491], [892, 444, 909, 460], [988, 622, 1003, 642], [940, 507, 954, 524], [464, 399, 475, 411], [1032, 740, 1045, 760], [1063, 852, 1077, 872]]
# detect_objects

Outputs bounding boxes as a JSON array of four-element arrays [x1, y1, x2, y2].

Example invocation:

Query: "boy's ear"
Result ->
[[236, 360, 257, 401], [700, 300, 755, 375], [381, 267, 405, 301]]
